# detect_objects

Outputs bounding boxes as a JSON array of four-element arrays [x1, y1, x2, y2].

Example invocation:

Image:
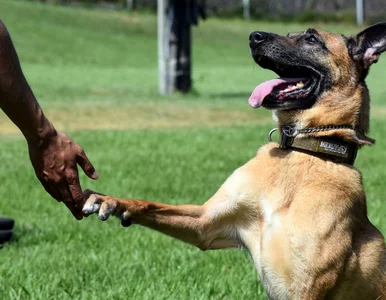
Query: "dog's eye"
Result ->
[[305, 35, 319, 44]]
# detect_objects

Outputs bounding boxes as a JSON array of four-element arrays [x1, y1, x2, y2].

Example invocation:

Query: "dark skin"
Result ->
[[0, 20, 98, 220]]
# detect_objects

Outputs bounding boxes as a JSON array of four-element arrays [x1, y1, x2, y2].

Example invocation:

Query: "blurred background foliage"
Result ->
[[25, 0, 386, 23]]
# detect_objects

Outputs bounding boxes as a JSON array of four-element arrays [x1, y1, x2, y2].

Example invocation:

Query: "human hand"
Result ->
[[28, 131, 99, 220]]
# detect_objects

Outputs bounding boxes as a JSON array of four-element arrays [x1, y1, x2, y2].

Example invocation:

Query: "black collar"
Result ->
[[269, 125, 359, 166]]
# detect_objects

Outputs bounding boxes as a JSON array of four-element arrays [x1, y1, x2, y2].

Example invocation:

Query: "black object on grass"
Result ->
[[0, 217, 14, 245]]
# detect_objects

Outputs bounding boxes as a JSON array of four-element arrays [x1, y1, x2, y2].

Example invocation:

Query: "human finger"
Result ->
[[65, 170, 85, 209], [58, 182, 83, 220], [76, 149, 98, 180]]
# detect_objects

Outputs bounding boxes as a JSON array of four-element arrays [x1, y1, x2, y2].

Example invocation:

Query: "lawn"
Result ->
[[0, 1, 385, 299]]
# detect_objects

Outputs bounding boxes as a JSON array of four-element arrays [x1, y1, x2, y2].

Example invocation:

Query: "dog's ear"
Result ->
[[348, 22, 386, 69]]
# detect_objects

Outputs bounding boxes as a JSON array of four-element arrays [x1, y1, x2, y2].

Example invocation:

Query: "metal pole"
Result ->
[[243, 0, 250, 20], [168, 1, 178, 94], [158, 0, 196, 95], [158, 0, 168, 95], [356, 0, 364, 26], [126, 0, 135, 10]]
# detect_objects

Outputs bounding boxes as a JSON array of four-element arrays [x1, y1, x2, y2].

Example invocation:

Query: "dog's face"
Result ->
[[249, 23, 386, 143]]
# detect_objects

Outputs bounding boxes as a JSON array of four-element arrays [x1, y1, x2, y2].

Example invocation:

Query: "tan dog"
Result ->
[[83, 23, 386, 299]]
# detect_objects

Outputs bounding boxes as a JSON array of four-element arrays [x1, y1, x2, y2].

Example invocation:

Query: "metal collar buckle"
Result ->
[[268, 125, 297, 149]]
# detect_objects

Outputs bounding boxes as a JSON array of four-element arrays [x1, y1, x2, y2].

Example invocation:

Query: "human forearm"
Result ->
[[0, 86, 56, 146], [0, 20, 55, 145]]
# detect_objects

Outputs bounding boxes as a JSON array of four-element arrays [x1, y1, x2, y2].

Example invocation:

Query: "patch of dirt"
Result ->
[[0, 103, 271, 134]]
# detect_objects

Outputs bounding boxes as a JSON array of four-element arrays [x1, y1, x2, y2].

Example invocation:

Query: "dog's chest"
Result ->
[[241, 194, 293, 300]]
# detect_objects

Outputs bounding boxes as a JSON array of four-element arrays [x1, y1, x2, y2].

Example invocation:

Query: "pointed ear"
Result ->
[[348, 22, 386, 69]]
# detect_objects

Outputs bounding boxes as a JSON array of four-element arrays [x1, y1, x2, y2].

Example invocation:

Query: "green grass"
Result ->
[[0, 1, 385, 299]]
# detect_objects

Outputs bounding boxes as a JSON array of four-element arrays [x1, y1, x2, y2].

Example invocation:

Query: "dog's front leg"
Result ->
[[82, 187, 244, 251]]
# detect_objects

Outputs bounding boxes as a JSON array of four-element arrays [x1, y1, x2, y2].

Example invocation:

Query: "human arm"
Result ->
[[0, 20, 98, 219]]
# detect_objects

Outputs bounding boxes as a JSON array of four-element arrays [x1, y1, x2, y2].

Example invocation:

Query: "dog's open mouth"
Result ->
[[249, 55, 320, 110]]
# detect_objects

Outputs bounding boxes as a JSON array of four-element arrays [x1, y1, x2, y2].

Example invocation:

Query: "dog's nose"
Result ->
[[249, 32, 266, 42], [249, 31, 267, 48]]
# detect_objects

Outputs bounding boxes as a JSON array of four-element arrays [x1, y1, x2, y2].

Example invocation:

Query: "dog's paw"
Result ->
[[82, 190, 119, 221], [82, 190, 132, 227]]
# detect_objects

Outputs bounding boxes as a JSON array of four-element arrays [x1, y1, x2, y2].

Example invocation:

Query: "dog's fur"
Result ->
[[83, 24, 386, 299]]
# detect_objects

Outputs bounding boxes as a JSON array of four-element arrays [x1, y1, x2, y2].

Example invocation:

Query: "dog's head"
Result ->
[[249, 23, 386, 145]]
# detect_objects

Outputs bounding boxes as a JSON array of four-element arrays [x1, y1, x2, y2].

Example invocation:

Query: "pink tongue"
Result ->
[[248, 78, 305, 108]]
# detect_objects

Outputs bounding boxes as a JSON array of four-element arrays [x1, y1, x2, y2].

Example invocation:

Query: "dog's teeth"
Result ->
[[283, 85, 295, 93], [282, 83, 303, 93]]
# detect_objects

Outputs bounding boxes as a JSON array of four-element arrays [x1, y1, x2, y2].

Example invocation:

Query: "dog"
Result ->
[[82, 23, 386, 299]]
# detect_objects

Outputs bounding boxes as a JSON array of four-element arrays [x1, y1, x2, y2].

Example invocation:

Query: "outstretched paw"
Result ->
[[82, 189, 133, 226], [82, 190, 116, 221]]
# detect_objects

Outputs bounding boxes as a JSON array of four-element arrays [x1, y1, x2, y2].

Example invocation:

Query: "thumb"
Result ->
[[77, 150, 99, 180]]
